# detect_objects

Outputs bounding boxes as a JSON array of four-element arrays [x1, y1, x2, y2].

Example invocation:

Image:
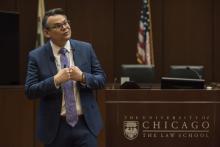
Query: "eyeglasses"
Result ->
[[47, 20, 70, 30]]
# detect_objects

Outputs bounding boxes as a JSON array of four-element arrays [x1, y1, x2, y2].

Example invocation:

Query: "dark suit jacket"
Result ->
[[25, 39, 106, 144]]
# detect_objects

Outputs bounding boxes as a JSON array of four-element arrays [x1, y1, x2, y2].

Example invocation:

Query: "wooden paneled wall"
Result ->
[[1, 0, 220, 147], [213, 0, 220, 81], [0, 86, 106, 147], [160, 0, 213, 81], [1, 0, 220, 83], [0, 86, 35, 147]]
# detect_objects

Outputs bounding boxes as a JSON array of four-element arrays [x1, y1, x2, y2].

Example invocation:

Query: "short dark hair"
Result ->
[[42, 8, 66, 29]]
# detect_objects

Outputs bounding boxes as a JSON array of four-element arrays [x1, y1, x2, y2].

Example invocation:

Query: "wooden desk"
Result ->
[[105, 89, 220, 147]]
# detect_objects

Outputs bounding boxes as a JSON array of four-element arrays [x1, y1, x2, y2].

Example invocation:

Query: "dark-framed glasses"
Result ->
[[47, 20, 70, 30]]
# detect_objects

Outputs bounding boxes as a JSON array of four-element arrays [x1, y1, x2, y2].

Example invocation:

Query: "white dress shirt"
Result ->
[[50, 40, 83, 115]]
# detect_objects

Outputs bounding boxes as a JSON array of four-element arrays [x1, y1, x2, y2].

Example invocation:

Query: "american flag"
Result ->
[[136, 0, 154, 65]]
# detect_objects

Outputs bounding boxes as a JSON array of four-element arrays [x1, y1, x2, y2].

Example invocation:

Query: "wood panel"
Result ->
[[114, 0, 141, 80], [150, 0, 163, 80], [18, 0, 38, 84], [0, 0, 18, 11], [1, 0, 220, 84], [213, 0, 220, 82], [163, 0, 213, 81], [1, 0, 220, 146], [45, 0, 66, 10], [66, 0, 114, 82], [105, 89, 220, 147], [0, 86, 34, 147]]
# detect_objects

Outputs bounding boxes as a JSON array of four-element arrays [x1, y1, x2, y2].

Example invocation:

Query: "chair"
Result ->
[[121, 64, 155, 84], [169, 65, 204, 79]]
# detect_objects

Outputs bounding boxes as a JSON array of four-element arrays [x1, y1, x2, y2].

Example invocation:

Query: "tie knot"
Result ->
[[59, 48, 68, 55]]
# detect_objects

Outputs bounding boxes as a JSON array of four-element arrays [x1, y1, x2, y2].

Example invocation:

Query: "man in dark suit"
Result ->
[[25, 8, 106, 147]]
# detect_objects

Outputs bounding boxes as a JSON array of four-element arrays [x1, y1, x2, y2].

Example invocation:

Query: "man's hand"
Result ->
[[54, 68, 71, 86], [69, 66, 83, 82]]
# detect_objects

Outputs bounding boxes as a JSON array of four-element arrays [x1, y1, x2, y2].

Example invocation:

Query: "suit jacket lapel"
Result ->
[[45, 42, 57, 76], [70, 40, 83, 67]]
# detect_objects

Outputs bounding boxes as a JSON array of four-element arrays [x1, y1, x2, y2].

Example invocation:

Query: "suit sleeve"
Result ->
[[25, 52, 60, 99], [79, 44, 106, 89]]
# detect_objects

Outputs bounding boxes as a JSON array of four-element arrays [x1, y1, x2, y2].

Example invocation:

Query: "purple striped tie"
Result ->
[[59, 48, 78, 127]]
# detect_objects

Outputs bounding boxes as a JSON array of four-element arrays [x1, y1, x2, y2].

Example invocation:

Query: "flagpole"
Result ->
[[36, 0, 45, 47]]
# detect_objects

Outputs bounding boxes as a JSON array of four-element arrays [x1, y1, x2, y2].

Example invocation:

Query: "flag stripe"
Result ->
[[136, 0, 154, 65]]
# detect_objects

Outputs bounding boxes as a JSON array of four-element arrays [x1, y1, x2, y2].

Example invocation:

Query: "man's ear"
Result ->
[[43, 29, 50, 38]]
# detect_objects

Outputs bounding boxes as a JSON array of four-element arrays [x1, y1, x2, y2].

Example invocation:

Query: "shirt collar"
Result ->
[[50, 40, 71, 55]]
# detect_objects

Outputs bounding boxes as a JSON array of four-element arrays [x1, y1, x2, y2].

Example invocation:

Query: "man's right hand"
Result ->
[[54, 68, 71, 86]]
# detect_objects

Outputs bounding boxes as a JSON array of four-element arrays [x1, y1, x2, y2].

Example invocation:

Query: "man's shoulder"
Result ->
[[70, 39, 92, 48], [29, 42, 50, 55]]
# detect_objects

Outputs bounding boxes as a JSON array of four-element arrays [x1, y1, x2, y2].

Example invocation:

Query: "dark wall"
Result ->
[[214, 0, 220, 81], [0, 86, 35, 147], [1, 0, 220, 84], [161, 0, 213, 81], [1, 1, 220, 147], [0, 11, 19, 85]]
